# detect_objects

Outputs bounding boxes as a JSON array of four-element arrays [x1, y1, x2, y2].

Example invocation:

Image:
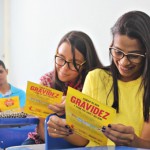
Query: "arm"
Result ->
[[139, 118, 150, 147], [37, 96, 66, 141], [37, 117, 45, 141], [47, 115, 89, 146]]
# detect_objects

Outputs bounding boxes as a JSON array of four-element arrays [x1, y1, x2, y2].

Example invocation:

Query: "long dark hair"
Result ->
[[109, 11, 150, 121], [52, 31, 103, 93]]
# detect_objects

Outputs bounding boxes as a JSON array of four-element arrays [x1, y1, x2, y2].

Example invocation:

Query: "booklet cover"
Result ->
[[66, 87, 116, 145], [24, 81, 63, 118], [0, 96, 20, 111]]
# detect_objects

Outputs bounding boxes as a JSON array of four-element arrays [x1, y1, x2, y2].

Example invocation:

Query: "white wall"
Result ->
[[0, 0, 4, 59], [2, 0, 150, 91]]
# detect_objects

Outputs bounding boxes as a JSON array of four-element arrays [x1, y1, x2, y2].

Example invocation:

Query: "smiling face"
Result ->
[[112, 34, 145, 82], [56, 42, 85, 83]]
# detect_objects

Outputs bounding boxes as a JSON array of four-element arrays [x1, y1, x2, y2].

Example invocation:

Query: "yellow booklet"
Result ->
[[0, 96, 20, 111], [66, 87, 116, 145], [24, 81, 63, 118]]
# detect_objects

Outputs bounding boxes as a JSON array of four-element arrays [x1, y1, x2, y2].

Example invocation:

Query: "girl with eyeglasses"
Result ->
[[47, 11, 150, 148], [22, 30, 103, 145]]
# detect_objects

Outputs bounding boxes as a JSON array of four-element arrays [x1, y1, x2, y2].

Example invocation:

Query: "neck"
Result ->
[[0, 83, 10, 94]]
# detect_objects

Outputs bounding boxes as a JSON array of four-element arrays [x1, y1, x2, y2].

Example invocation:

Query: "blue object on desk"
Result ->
[[0, 117, 39, 149], [45, 114, 82, 150]]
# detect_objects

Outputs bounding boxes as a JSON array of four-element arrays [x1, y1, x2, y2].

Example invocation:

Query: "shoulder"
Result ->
[[10, 84, 25, 94], [87, 68, 111, 79], [85, 68, 112, 87], [40, 70, 54, 87]]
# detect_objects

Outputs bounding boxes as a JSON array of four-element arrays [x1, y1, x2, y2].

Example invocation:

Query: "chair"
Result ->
[[0, 118, 39, 149], [45, 114, 82, 150]]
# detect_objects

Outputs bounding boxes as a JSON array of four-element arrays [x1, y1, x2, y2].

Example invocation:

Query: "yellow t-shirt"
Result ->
[[82, 68, 144, 147]]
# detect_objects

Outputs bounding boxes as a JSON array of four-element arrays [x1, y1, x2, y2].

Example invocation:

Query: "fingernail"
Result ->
[[69, 129, 73, 134], [65, 125, 70, 129], [108, 124, 111, 128], [101, 126, 106, 132]]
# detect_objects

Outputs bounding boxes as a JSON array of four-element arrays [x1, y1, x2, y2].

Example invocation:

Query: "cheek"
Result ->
[[113, 58, 118, 66], [135, 63, 143, 72], [55, 64, 61, 70], [68, 71, 81, 82], [71, 72, 80, 79]]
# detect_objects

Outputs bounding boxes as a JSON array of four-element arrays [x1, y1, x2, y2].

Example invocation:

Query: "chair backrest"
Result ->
[[0, 118, 39, 149], [45, 114, 82, 150]]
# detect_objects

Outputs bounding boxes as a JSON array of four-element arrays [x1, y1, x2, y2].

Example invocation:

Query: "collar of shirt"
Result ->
[[0, 84, 17, 97]]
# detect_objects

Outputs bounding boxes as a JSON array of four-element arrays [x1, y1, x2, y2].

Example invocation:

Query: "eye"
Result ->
[[57, 56, 65, 61], [114, 49, 123, 56], [128, 54, 140, 59], [0, 70, 4, 73]]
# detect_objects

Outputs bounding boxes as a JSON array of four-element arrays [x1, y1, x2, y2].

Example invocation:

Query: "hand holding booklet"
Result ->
[[66, 87, 116, 145]]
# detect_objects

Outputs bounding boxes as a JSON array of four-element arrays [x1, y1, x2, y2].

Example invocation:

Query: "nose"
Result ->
[[61, 62, 70, 70], [119, 55, 131, 66]]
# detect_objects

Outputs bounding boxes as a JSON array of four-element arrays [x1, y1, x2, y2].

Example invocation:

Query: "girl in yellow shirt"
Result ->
[[47, 10, 150, 149]]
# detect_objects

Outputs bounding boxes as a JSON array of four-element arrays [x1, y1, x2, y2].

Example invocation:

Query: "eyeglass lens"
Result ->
[[110, 48, 144, 63], [55, 56, 80, 71]]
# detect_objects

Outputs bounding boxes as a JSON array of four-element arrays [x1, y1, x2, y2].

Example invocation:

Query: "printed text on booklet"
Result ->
[[66, 87, 116, 145], [24, 81, 63, 118]]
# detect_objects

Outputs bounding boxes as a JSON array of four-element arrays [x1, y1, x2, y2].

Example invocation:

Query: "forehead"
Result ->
[[0, 65, 5, 69], [0, 65, 7, 73], [113, 34, 143, 53], [57, 42, 84, 61]]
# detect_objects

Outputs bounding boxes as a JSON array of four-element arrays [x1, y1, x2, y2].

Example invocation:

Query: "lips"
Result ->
[[119, 65, 133, 73]]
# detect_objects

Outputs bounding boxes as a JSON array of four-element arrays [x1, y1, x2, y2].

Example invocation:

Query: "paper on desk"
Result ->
[[24, 81, 63, 118], [66, 87, 116, 145], [0, 96, 20, 112]]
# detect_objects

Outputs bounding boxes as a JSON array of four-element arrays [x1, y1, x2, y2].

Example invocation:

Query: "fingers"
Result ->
[[108, 124, 134, 133], [47, 115, 72, 138], [48, 96, 66, 116], [48, 104, 65, 115], [62, 96, 66, 103], [102, 124, 135, 146]]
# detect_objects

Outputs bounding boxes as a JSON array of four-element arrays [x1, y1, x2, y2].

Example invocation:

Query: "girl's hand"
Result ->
[[47, 115, 72, 138], [102, 124, 139, 147], [48, 96, 66, 116]]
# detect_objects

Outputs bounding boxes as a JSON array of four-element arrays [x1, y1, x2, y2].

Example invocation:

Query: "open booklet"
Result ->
[[66, 87, 116, 145], [0, 97, 28, 118], [0, 96, 20, 112], [24, 81, 63, 118]]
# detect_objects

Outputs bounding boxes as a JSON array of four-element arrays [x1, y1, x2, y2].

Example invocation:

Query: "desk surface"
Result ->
[[5, 145, 149, 150], [0, 117, 39, 127], [6, 144, 45, 150]]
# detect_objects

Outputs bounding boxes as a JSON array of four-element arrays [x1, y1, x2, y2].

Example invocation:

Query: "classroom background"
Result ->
[[0, 0, 150, 91]]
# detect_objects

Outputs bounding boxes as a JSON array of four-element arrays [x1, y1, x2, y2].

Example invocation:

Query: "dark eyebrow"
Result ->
[[56, 54, 65, 58], [56, 54, 83, 63]]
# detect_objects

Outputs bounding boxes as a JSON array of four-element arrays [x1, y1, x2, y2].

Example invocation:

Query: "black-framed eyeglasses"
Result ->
[[109, 47, 145, 63], [55, 55, 86, 71]]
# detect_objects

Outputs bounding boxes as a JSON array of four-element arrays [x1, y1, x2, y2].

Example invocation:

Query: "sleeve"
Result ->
[[39, 71, 54, 87], [19, 90, 26, 107]]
